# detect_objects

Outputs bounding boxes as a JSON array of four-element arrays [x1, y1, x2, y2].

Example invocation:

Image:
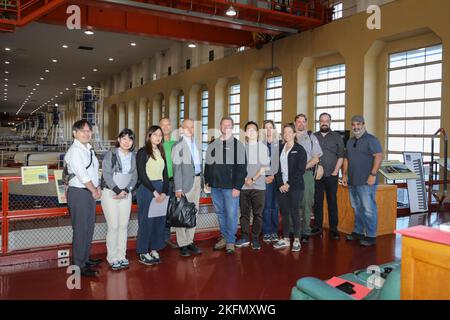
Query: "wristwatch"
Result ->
[[370, 172, 377, 177]]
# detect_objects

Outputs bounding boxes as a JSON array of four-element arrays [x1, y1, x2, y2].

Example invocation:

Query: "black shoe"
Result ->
[[360, 237, 376, 247], [85, 258, 102, 266], [180, 246, 191, 257], [331, 231, 340, 240], [346, 232, 364, 241], [165, 239, 178, 249], [301, 235, 309, 243], [80, 267, 99, 277], [187, 243, 202, 255], [310, 227, 322, 236]]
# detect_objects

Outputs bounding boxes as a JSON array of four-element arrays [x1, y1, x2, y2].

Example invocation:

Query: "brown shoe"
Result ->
[[225, 243, 235, 254], [213, 237, 226, 251], [165, 239, 178, 249]]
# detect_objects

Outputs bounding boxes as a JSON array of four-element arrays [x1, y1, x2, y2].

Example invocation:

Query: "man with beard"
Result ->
[[311, 113, 344, 240], [342, 115, 383, 247]]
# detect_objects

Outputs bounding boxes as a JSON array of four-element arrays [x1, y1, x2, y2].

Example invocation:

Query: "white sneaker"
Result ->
[[273, 239, 290, 249], [291, 240, 301, 252], [151, 250, 160, 261]]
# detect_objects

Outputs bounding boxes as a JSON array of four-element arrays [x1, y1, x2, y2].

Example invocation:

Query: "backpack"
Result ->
[[62, 148, 96, 185], [307, 131, 324, 180], [100, 150, 120, 189]]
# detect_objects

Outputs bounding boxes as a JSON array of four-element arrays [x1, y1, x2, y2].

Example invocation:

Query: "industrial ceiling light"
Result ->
[[93, 68, 98, 72], [40, 77, 44, 80], [87, 85, 93, 90], [84, 29, 94, 35], [4, 71, 8, 74], [226, 3, 237, 17], [4, 61, 10, 64], [130, 42, 137, 47], [108, 58, 114, 61], [52, 59, 58, 63], [188, 43, 196, 48], [45, 69, 50, 73], [5, 48, 11, 51], [81, 76, 86, 80], [62, 45, 68, 48]]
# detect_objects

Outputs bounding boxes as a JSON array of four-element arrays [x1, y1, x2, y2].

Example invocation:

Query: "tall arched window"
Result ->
[[201, 90, 209, 161], [228, 83, 240, 137], [264, 75, 282, 133]]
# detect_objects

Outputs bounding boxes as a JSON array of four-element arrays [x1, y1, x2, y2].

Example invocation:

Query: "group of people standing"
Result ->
[[64, 111, 382, 277]]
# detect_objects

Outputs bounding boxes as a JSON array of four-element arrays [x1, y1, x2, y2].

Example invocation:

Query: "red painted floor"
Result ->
[[0, 231, 401, 300]]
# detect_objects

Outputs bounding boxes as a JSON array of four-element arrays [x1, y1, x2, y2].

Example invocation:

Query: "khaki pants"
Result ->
[[101, 188, 132, 264], [175, 176, 201, 247]]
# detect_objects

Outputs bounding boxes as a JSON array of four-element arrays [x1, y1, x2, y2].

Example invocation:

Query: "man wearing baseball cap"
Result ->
[[341, 115, 383, 246]]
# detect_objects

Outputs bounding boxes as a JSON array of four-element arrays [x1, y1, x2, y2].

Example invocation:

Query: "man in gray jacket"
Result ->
[[172, 119, 203, 257]]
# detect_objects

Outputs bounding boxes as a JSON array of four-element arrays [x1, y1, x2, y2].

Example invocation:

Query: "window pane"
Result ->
[[425, 82, 442, 99], [405, 138, 424, 152], [405, 102, 424, 117], [388, 103, 405, 118], [425, 64, 442, 81], [424, 100, 441, 117], [388, 137, 405, 152], [424, 119, 441, 134], [404, 120, 424, 134], [406, 66, 425, 83], [389, 69, 406, 85], [389, 120, 405, 135]]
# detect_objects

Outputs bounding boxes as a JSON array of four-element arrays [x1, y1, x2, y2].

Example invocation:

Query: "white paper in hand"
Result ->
[[148, 196, 169, 218]]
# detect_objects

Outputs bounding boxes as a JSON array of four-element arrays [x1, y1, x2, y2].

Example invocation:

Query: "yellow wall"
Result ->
[[102, 0, 450, 155]]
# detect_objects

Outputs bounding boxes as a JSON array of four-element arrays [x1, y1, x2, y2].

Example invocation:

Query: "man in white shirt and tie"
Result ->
[[64, 119, 102, 277], [172, 118, 203, 257]]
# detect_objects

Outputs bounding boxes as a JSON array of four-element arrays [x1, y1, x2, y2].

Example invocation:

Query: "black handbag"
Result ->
[[166, 195, 197, 228]]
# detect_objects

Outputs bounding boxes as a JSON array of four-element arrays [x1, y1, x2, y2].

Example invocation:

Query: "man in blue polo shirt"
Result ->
[[342, 115, 383, 247]]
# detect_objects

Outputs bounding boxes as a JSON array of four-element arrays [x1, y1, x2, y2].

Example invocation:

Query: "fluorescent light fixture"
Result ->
[[87, 85, 93, 90], [108, 58, 114, 61], [45, 69, 50, 73], [188, 43, 196, 48], [93, 68, 98, 72], [5, 48, 11, 51], [85, 30, 94, 35], [130, 42, 137, 46], [62, 45, 68, 48]]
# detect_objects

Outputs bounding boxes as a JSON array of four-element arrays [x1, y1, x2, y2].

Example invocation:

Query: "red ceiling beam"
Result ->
[[39, 4, 256, 47]]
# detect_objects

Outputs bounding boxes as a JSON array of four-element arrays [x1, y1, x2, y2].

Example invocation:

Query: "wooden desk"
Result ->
[[396, 226, 450, 300], [323, 184, 397, 236]]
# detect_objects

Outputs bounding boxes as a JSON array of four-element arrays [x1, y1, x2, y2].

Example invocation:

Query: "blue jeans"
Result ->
[[211, 188, 239, 244], [348, 184, 378, 238], [262, 181, 279, 235]]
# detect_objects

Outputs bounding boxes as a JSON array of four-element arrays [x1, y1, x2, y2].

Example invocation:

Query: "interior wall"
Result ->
[[98, 0, 449, 159]]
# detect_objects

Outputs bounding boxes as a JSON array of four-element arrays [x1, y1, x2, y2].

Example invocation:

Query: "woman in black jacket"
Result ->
[[273, 123, 307, 252], [136, 125, 169, 265]]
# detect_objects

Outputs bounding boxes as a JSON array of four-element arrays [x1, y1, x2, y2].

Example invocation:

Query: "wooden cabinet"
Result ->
[[322, 184, 397, 236], [396, 226, 450, 300]]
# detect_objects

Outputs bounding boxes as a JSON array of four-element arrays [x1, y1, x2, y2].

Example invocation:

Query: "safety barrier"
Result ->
[[0, 175, 217, 256]]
